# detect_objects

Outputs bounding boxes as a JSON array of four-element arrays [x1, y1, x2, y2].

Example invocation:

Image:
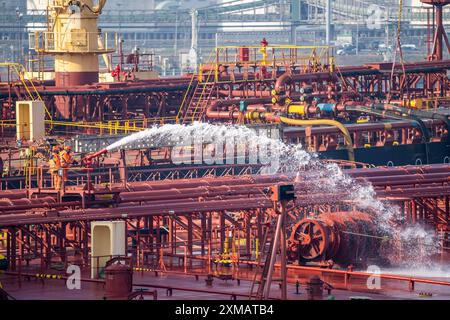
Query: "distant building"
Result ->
[[153, 0, 217, 10], [3, 0, 27, 12], [27, 0, 219, 11], [27, 0, 44, 10], [103, 0, 155, 11], [0, 0, 27, 62]]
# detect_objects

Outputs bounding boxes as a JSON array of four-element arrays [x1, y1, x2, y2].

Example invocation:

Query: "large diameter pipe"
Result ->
[[0, 190, 28, 200], [119, 183, 272, 202]]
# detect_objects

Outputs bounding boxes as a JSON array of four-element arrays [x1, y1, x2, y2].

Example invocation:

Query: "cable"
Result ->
[[389, 0, 407, 100]]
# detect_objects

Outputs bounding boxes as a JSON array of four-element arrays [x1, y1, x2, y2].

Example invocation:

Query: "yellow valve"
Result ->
[[287, 104, 306, 116], [409, 99, 423, 109], [199, 65, 203, 82], [223, 239, 229, 255], [259, 47, 268, 66]]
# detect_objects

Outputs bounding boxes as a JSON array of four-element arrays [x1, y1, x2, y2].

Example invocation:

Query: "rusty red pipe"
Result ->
[[205, 97, 272, 119], [274, 72, 292, 93]]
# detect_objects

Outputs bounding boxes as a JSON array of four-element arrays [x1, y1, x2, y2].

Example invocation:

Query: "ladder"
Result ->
[[0, 63, 52, 122], [182, 81, 215, 123], [249, 204, 288, 300], [177, 48, 218, 124], [248, 215, 276, 300]]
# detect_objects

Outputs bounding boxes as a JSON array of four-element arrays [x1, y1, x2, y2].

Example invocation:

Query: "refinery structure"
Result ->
[[0, 0, 449, 302]]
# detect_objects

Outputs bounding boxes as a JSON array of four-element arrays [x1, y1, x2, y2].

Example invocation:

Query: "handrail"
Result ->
[[32, 30, 117, 54], [176, 73, 196, 123], [216, 45, 334, 50], [0, 63, 53, 123], [43, 116, 178, 135]]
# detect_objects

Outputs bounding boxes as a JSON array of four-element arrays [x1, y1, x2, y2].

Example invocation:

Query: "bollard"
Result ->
[[205, 274, 214, 286], [306, 276, 324, 300]]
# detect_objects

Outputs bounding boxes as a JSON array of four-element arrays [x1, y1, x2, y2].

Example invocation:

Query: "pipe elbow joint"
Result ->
[[274, 73, 292, 92]]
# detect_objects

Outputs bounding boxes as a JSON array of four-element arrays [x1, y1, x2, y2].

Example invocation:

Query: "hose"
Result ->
[[274, 116, 355, 162]]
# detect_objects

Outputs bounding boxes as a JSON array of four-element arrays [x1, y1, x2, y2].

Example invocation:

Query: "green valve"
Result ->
[[239, 101, 248, 112]]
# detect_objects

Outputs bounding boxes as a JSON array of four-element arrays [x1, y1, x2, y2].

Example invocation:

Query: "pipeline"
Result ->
[[0, 164, 449, 222], [0, 83, 191, 99], [209, 99, 356, 163], [372, 103, 450, 138], [343, 104, 431, 143], [343, 103, 447, 165], [205, 98, 272, 119], [206, 97, 321, 120], [274, 72, 293, 94]]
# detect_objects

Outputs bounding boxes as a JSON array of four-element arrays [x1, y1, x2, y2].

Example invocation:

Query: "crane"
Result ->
[[32, 0, 114, 90]]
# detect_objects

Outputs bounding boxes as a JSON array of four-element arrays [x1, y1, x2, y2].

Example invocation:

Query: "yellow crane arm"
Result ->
[[93, 0, 107, 14]]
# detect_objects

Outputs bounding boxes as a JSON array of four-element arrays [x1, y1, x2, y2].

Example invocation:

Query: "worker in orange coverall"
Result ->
[[59, 146, 75, 188], [48, 151, 61, 190]]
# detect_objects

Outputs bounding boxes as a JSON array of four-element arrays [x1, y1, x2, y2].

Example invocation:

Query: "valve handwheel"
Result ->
[[292, 219, 328, 261]]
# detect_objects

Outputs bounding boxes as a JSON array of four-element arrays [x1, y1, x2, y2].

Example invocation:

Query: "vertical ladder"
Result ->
[[249, 204, 288, 300], [248, 216, 276, 299]]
